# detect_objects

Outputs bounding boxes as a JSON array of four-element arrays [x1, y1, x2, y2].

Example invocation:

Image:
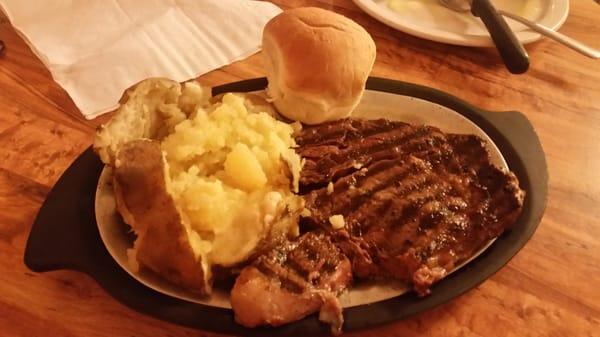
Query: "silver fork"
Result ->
[[498, 10, 600, 59]]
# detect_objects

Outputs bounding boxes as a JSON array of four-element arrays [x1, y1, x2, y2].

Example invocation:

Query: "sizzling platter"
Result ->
[[24, 76, 548, 335], [95, 87, 509, 309]]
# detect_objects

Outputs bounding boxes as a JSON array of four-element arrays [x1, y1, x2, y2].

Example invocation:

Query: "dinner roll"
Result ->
[[262, 7, 376, 125]]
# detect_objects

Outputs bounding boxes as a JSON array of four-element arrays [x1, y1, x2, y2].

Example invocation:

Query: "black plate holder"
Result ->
[[24, 77, 548, 336]]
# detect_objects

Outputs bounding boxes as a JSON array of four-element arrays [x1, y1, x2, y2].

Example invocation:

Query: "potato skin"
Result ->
[[113, 139, 208, 294], [94, 78, 210, 165]]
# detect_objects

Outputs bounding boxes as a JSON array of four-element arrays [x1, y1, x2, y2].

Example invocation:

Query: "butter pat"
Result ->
[[225, 143, 267, 191]]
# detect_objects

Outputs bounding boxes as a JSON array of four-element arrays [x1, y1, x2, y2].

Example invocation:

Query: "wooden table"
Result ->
[[1, 1, 598, 336]]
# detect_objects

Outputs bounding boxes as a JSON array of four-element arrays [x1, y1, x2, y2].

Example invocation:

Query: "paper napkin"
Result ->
[[0, 0, 281, 119]]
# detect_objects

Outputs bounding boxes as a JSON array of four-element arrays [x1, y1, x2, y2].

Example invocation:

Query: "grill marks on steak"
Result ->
[[296, 119, 452, 189], [231, 232, 352, 333], [298, 118, 525, 295], [254, 231, 349, 293]]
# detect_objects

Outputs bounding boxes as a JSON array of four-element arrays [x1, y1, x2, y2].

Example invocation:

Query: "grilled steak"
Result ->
[[231, 118, 524, 332], [231, 231, 352, 333], [297, 118, 525, 295]]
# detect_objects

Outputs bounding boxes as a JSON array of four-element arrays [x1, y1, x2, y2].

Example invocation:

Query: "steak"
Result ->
[[297, 118, 525, 295], [231, 231, 352, 334]]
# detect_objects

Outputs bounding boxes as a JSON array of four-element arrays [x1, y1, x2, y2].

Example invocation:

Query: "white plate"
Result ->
[[353, 0, 569, 46], [95, 89, 508, 309]]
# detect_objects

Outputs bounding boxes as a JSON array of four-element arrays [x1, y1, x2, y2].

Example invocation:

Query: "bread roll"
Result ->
[[262, 7, 376, 125]]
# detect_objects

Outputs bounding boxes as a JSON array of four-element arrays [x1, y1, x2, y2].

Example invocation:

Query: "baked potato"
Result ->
[[94, 78, 303, 295]]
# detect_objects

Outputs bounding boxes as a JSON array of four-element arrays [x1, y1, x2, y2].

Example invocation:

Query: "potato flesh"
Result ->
[[225, 143, 268, 191], [161, 93, 302, 267]]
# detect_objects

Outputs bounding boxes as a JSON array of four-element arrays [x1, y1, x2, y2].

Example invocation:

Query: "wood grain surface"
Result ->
[[1, 1, 599, 336]]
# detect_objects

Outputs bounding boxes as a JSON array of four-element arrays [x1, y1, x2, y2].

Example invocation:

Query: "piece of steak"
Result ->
[[231, 231, 352, 334], [297, 118, 525, 295]]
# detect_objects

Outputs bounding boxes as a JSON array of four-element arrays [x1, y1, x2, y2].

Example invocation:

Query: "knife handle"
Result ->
[[471, 0, 530, 74]]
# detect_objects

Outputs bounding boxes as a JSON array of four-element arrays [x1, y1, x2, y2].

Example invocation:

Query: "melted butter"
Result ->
[[388, 0, 437, 14], [495, 0, 544, 19], [387, 0, 544, 21]]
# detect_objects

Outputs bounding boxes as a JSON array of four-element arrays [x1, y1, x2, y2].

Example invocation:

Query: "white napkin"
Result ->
[[0, 0, 281, 119]]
